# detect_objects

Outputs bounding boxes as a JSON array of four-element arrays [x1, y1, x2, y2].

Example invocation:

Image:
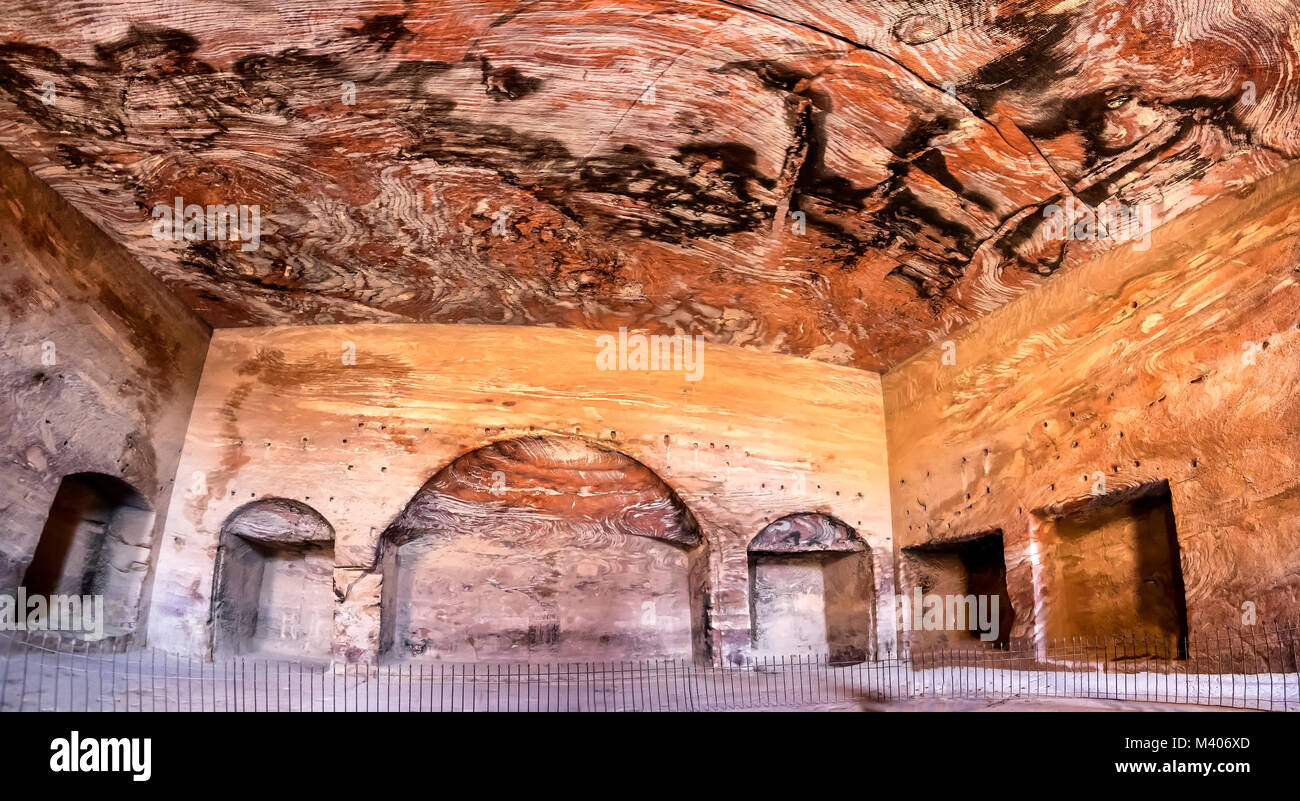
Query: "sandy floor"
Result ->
[[0, 640, 1288, 711], [743, 697, 1255, 712]]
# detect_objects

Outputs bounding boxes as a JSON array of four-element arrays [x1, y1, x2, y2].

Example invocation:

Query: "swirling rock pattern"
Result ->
[[384, 435, 702, 547], [380, 436, 706, 661], [0, 0, 1295, 369], [748, 511, 864, 553], [221, 497, 335, 543], [884, 161, 1300, 642]]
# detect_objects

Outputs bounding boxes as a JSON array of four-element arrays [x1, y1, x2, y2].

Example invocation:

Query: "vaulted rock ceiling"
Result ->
[[1, 1, 1296, 370]]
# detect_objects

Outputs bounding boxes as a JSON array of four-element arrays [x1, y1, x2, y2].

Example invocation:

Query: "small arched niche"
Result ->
[[211, 499, 335, 661], [24, 473, 155, 638], [748, 513, 873, 662], [379, 436, 708, 663]]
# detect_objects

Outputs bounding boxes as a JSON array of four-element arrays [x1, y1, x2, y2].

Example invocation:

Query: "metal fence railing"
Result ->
[[1, 624, 1296, 711]]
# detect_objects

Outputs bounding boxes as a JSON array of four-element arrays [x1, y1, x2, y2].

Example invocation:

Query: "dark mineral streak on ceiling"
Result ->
[[0, 0, 1295, 370]]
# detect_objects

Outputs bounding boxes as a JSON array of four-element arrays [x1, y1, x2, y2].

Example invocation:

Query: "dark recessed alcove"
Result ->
[[900, 530, 1013, 647], [1036, 483, 1187, 658], [24, 473, 155, 637]]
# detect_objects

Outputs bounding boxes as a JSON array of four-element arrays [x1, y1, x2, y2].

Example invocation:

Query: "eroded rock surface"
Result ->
[[1, 0, 1295, 369]]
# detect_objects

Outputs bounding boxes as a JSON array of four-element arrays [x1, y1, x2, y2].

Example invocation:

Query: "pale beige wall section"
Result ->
[[148, 325, 892, 661], [884, 160, 1300, 642]]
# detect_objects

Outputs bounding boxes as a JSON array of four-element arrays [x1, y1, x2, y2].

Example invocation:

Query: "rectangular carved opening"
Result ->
[[213, 538, 334, 661], [749, 551, 874, 662], [24, 473, 155, 638], [900, 531, 1013, 647], [1035, 482, 1187, 658]]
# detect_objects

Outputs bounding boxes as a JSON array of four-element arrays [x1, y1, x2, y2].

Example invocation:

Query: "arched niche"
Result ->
[[211, 498, 335, 660], [379, 436, 708, 663], [748, 513, 874, 662], [24, 473, 155, 638]]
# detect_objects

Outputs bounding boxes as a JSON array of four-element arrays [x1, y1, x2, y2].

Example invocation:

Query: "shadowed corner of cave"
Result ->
[[376, 435, 710, 665]]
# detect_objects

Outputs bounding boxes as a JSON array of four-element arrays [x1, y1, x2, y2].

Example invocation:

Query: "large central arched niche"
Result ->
[[379, 436, 708, 663]]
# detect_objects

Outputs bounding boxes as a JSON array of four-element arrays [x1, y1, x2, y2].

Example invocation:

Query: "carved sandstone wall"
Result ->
[[884, 161, 1300, 644], [0, 149, 211, 635], [148, 324, 892, 662]]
